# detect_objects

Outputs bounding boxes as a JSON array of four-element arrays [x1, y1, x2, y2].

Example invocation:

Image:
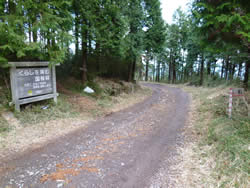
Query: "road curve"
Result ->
[[0, 83, 190, 188]]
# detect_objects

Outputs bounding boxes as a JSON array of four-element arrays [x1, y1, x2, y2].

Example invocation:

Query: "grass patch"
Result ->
[[0, 83, 11, 133], [0, 115, 10, 133], [205, 96, 250, 187], [10, 77, 145, 126], [14, 95, 79, 125], [97, 96, 113, 108], [184, 85, 250, 187]]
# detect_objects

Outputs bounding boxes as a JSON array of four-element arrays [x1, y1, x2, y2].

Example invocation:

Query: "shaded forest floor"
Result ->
[[165, 84, 250, 187], [0, 78, 152, 161]]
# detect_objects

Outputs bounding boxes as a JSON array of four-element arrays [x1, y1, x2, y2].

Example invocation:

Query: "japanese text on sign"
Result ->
[[16, 68, 53, 98]]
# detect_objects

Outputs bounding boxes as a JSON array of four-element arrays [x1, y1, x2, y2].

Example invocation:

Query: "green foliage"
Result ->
[[124, 0, 145, 60], [0, 0, 72, 65], [205, 95, 250, 186], [192, 0, 250, 45], [189, 86, 250, 187], [69, 0, 167, 82], [0, 0, 167, 82], [144, 0, 166, 54], [152, 1, 249, 87]]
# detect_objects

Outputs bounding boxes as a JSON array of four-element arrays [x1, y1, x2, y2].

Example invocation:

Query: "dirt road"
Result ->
[[0, 83, 190, 188]]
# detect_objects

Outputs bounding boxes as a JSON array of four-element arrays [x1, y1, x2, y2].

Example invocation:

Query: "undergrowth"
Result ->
[[10, 78, 140, 125], [206, 96, 249, 187], [190, 85, 250, 187], [14, 95, 79, 125], [0, 82, 11, 133], [0, 116, 9, 133]]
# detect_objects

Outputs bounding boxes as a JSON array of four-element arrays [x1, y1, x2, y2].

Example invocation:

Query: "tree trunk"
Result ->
[[95, 42, 100, 73], [168, 52, 172, 83], [132, 58, 136, 81], [243, 51, 249, 89], [181, 63, 184, 82], [197, 59, 200, 76], [47, 31, 51, 49], [212, 63, 216, 75], [88, 21, 92, 54], [168, 61, 172, 83], [221, 59, 225, 79], [153, 58, 156, 82], [231, 63, 236, 80], [190, 63, 194, 79], [207, 61, 211, 75], [28, 22, 32, 43], [172, 53, 177, 84], [183, 67, 187, 82], [161, 63, 165, 81], [128, 62, 133, 82], [228, 61, 233, 80], [52, 29, 55, 48], [238, 62, 242, 78], [32, 15, 38, 43], [82, 21, 88, 84], [172, 60, 176, 84], [225, 56, 229, 80], [139, 58, 143, 81], [145, 59, 149, 81], [128, 58, 136, 82], [139, 69, 142, 80], [200, 54, 204, 86], [75, 13, 80, 56], [156, 61, 160, 82]]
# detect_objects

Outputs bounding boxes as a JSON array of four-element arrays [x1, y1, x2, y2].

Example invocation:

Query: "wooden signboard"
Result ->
[[9, 62, 58, 111]]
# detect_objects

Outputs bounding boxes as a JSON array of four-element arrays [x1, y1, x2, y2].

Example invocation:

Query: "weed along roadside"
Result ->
[[170, 85, 250, 187], [0, 78, 152, 161]]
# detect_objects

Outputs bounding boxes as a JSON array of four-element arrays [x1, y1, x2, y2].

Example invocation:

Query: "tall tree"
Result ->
[[192, 0, 250, 87], [144, 0, 166, 80], [125, 0, 145, 82], [0, 0, 72, 66]]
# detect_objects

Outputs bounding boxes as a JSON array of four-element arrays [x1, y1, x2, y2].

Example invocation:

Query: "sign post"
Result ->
[[228, 88, 249, 118], [9, 62, 59, 111], [228, 88, 233, 118]]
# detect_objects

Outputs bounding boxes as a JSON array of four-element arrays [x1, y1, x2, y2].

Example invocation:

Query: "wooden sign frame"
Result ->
[[9, 62, 58, 112]]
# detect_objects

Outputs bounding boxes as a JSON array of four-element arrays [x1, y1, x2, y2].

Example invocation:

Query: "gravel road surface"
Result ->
[[0, 83, 190, 188]]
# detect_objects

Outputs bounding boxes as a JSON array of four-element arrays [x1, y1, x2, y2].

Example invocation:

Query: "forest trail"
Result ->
[[0, 83, 190, 188]]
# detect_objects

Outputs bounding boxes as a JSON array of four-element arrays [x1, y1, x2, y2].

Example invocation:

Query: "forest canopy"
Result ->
[[0, 0, 249, 87]]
